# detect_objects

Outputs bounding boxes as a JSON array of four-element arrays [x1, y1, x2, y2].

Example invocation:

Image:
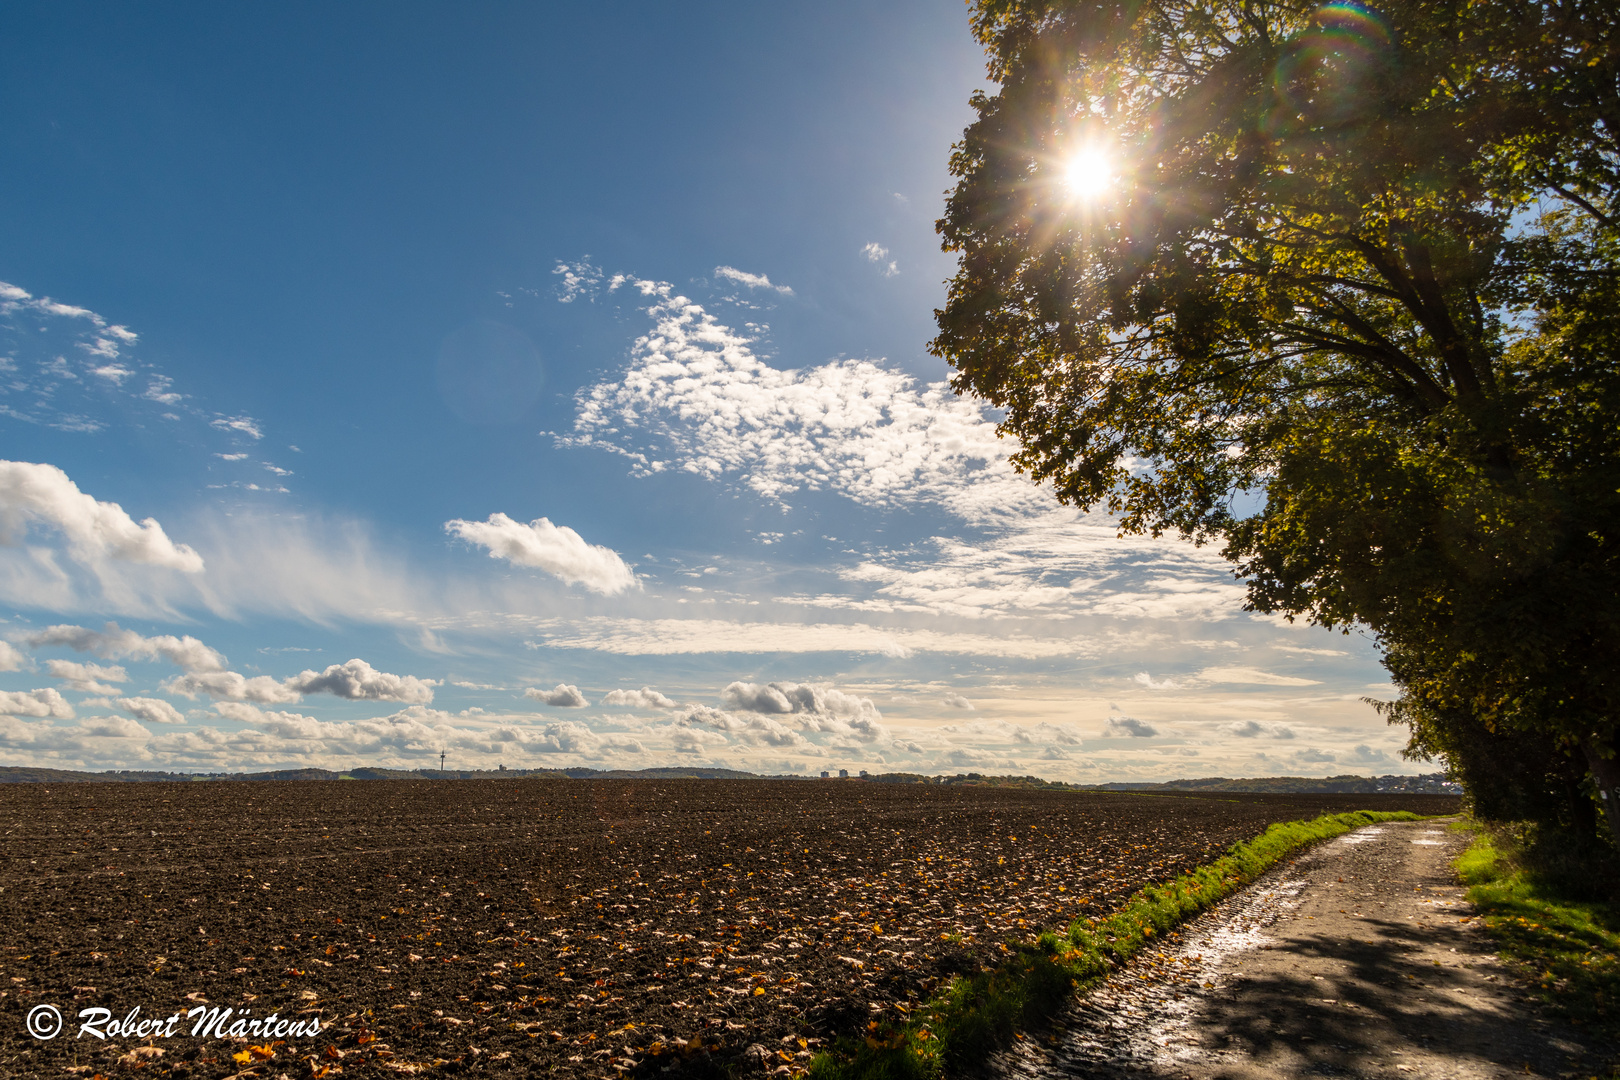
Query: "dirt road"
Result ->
[[991, 818, 1614, 1079]]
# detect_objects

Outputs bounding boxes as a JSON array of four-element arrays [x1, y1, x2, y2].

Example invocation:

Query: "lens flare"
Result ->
[[1062, 147, 1114, 200]]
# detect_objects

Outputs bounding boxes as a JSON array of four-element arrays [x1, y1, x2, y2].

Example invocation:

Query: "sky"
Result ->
[[0, 1, 1414, 781]]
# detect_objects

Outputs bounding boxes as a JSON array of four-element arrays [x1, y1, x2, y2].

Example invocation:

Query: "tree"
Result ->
[[933, 0, 1620, 840]]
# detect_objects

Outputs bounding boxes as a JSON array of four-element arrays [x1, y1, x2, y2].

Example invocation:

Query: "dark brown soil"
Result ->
[[0, 779, 1457, 1078]]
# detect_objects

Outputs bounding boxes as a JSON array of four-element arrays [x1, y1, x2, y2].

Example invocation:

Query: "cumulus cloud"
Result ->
[[526, 683, 589, 708], [0, 688, 74, 718], [1221, 720, 1297, 740], [861, 243, 899, 277], [677, 705, 813, 749], [445, 513, 636, 595], [1133, 672, 1178, 690], [285, 659, 437, 704], [0, 461, 204, 572], [163, 670, 303, 704], [45, 659, 127, 695], [601, 686, 676, 708], [119, 696, 185, 725], [1104, 714, 1158, 738], [0, 641, 31, 672], [714, 266, 793, 295], [206, 702, 636, 761], [27, 622, 226, 673], [720, 680, 886, 741], [669, 724, 729, 754], [942, 692, 974, 710]]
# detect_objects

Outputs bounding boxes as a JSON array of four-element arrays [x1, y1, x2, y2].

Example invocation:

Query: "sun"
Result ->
[[1062, 146, 1114, 200]]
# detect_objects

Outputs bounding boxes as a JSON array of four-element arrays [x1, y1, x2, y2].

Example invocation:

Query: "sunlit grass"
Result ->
[[1458, 823, 1620, 1032]]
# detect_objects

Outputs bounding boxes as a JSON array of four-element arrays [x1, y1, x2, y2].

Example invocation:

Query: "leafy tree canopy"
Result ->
[[934, 0, 1620, 835]]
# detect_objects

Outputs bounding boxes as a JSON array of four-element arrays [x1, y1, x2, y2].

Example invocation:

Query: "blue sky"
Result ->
[[0, 2, 1410, 779]]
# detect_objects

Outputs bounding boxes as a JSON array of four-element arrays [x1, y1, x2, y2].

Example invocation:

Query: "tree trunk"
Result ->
[[1581, 737, 1620, 850], [1566, 771, 1599, 840]]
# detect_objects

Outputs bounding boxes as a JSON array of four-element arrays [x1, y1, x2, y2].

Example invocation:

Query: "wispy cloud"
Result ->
[[210, 416, 264, 440], [1197, 666, 1322, 687], [713, 266, 793, 295]]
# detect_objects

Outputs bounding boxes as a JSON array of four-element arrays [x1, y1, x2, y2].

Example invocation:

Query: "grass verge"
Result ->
[[1456, 824, 1620, 1032], [806, 809, 1424, 1080]]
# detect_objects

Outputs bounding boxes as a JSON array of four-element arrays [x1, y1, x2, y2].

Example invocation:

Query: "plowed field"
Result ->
[[0, 780, 1457, 1078]]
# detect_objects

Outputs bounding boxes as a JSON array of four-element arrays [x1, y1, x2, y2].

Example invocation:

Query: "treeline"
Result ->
[[1087, 773, 1461, 795]]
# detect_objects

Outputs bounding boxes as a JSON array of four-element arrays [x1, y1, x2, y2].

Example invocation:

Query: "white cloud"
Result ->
[[0, 641, 29, 672], [285, 659, 437, 704], [676, 705, 815, 749], [204, 701, 636, 761], [1197, 666, 1322, 687], [210, 416, 264, 439], [1103, 714, 1158, 738], [25, 622, 226, 672], [861, 243, 899, 277], [713, 266, 793, 296], [119, 696, 185, 725], [1133, 672, 1178, 689], [720, 680, 886, 740], [163, 670, 303, 704], [525, 683, 589, 707], [943, 692, 974, 710], [159, 656, 434, 705], [601, 686, 676, 708], [553, 261, 605, 303], [445, 513, 636, 595], [0, 688, 74, 718], [45, 659, 128, 694], [0, 461, 204, 572], [90, 364, 133, 384], [557, 283, 1252, 630], [669, 724, 729, 754]]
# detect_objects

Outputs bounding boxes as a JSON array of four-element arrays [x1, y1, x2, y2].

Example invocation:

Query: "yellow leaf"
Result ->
[[232, 1050, 252, 1065], [752, 986, 765, 996]]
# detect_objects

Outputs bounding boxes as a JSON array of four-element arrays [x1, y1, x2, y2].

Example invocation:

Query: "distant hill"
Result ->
[[0, 764, 769, 784], [1084, 773, 1461, 795], [0, 765, 1457, 793]]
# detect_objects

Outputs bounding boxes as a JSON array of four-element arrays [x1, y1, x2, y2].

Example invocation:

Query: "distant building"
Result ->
[[838, 769, 849, 778], [820, 771, 830, 778], [859, 770, 869, 779]]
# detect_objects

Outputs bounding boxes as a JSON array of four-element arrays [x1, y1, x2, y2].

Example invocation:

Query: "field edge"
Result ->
[[806, 808, 1429, 1080]]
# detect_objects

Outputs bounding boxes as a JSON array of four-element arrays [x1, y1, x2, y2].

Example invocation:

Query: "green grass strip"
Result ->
[[1456, 826, 1620, 1032], [806, 809, 1425, 1080]]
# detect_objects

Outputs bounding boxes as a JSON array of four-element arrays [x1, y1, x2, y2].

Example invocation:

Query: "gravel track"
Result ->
[[989, 819, 1613, 1080]]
